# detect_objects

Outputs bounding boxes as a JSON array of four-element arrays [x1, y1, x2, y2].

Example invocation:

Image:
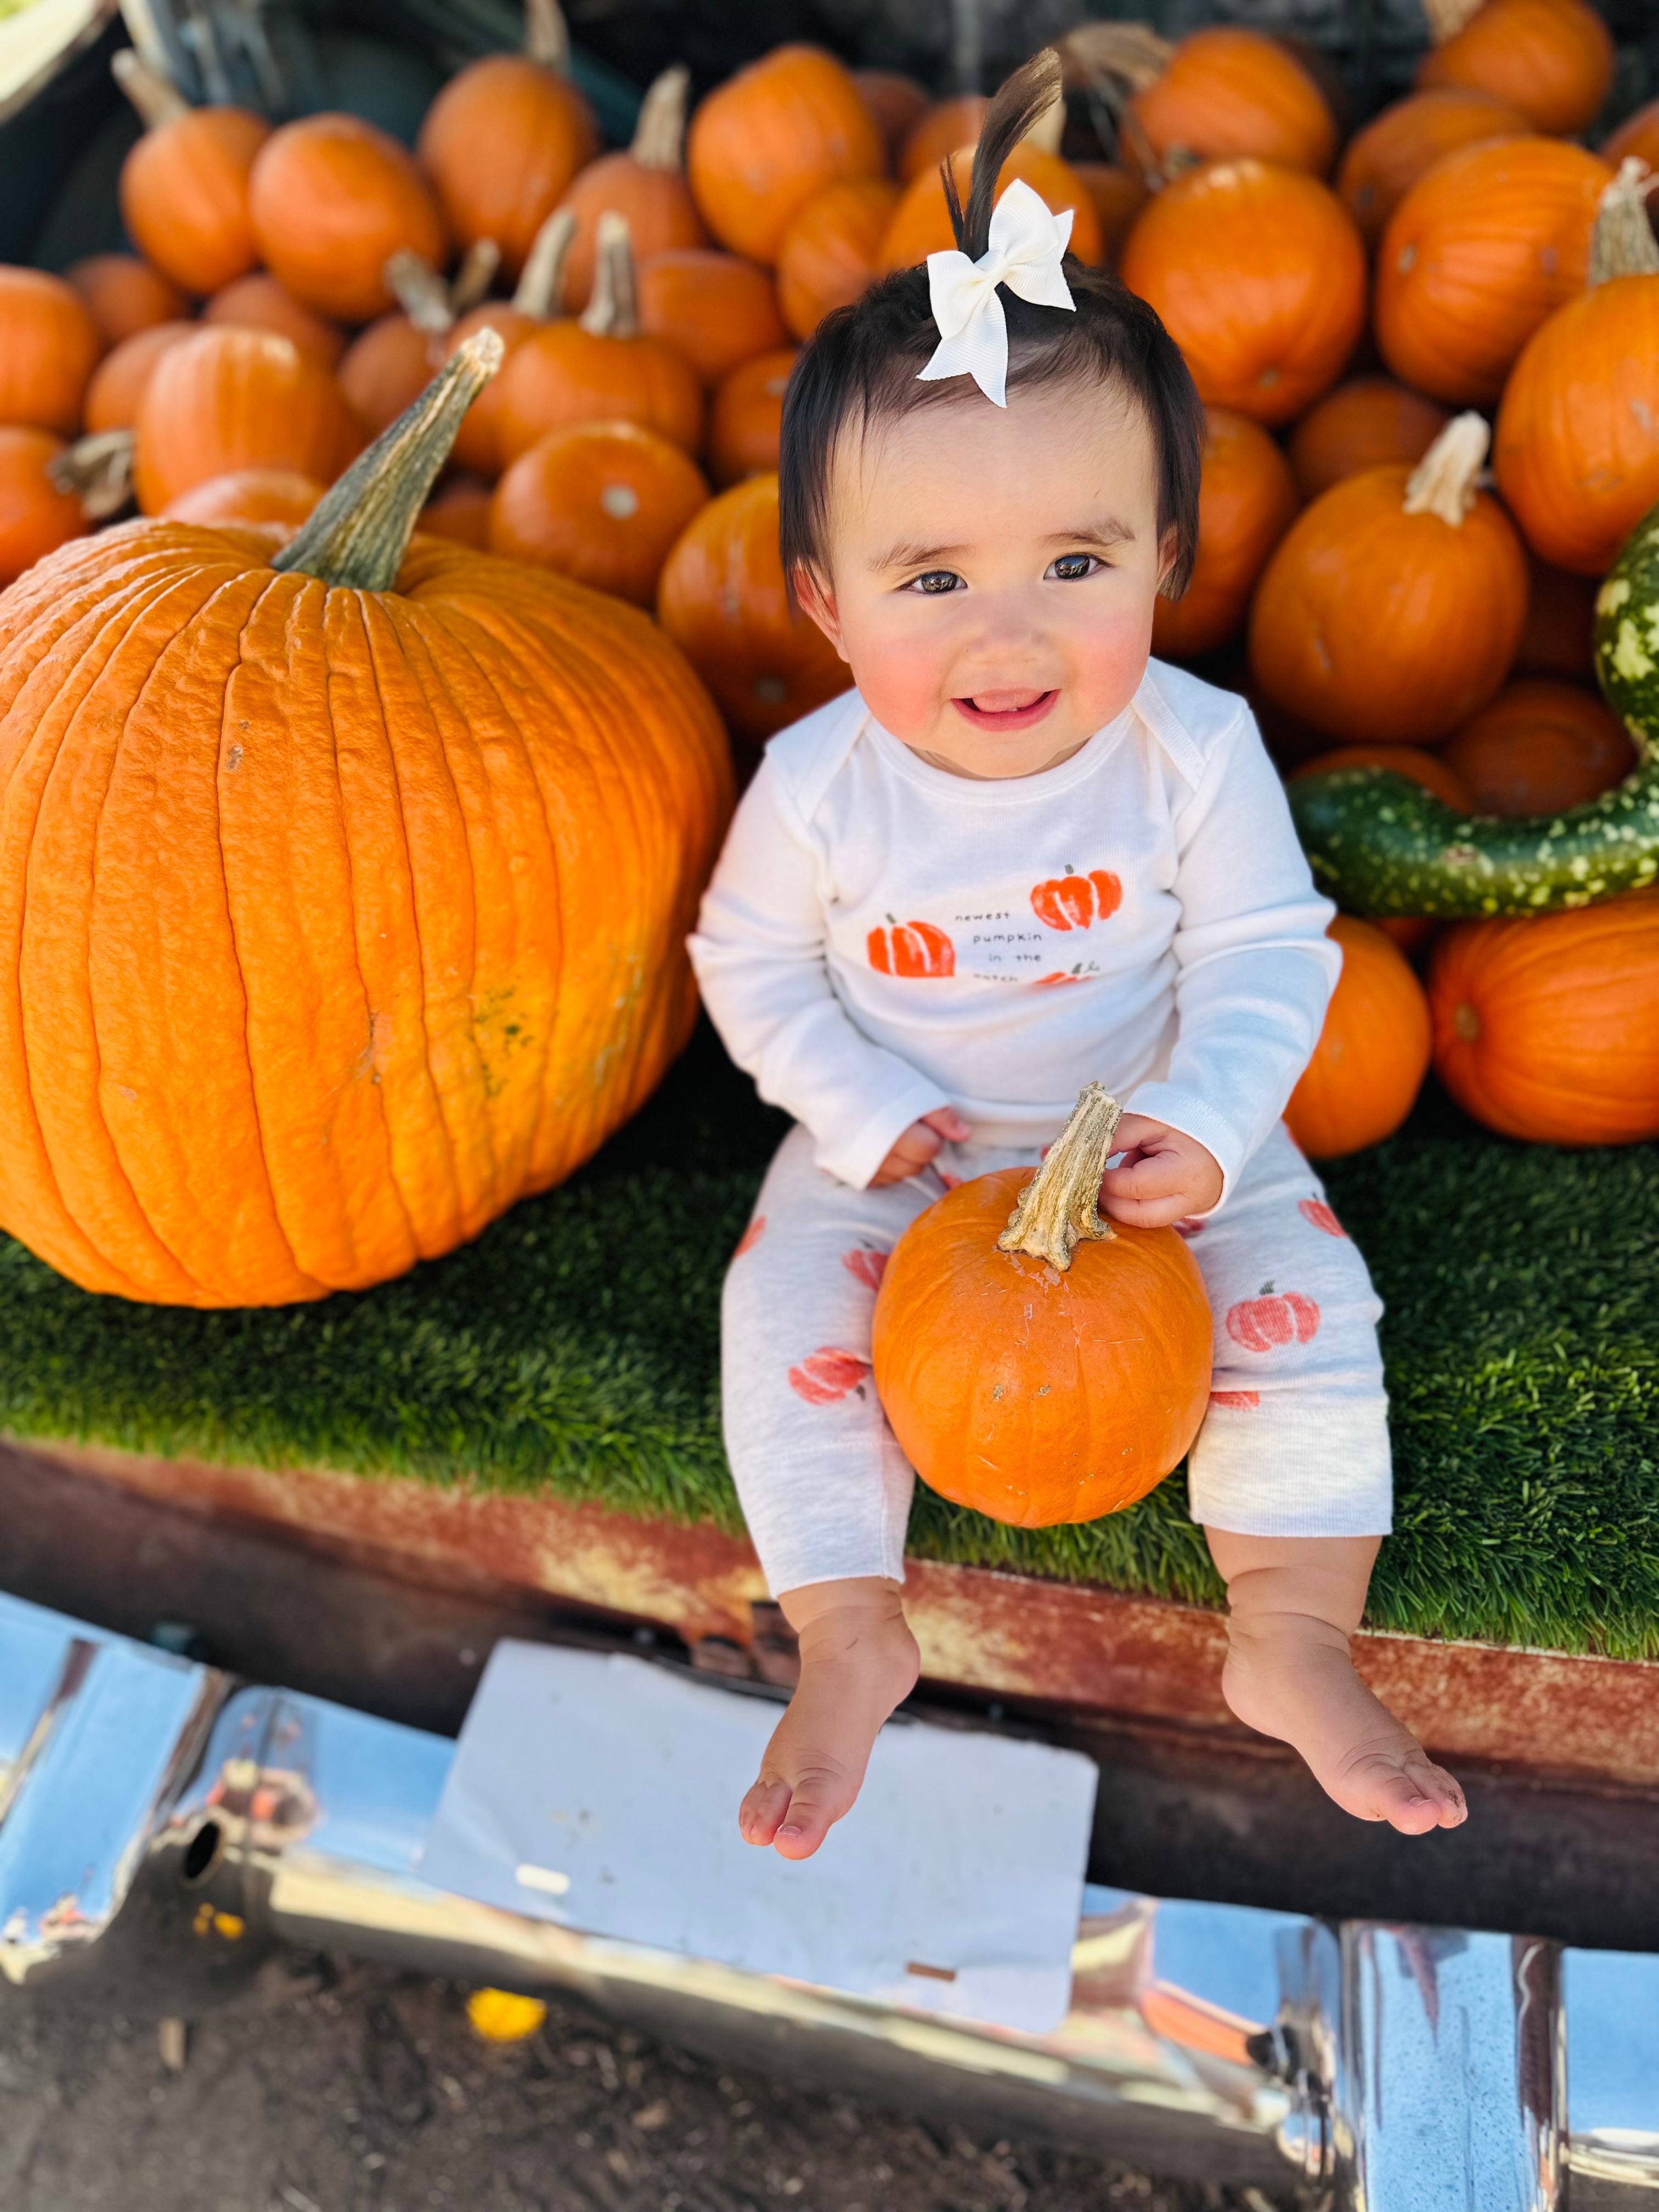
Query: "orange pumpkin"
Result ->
[[203, 272, 344, 370], [898, 95, 989, 184], [114, 58, 270, 296], [1440, 680, 1636, 817], [133, 325, 359, 514], [1373, 136, 1610, 407], [853, 69, 930, 166], [1602, 98, 1659, 171], [1283, 917, 1432, 1158], [687, 45, 884, 265], [0, 428, 86, 586], [1334, 89, 1528, 252], [1151, 407, 1300, 662], [1071, 163, 1149, 269], [339, 314, 438, 437], [1119, 160, 1364, 426], [1290, 744, 1475, 810], [0, 332, 733, 1307], [1130, 27, 1337, 178], [81, 320, 196, 434], [558, 66, 707, 311], [438, 215, 574, 480], [636, 249, 788, 385], [656, 472, 846, 743], [160, 469, 325, 528], [249, 114, 449, 324], [707, 349, 795, 487], [1249, 416, 1528, 743], [1286, 377, 1451, 501], [870, 1082, 1212, 1525], [417, 476, 494, 547], [1516, 551, 1596, 680], [776, 179, 900, 340], [493, 217, 704, 467], [489, 420, 709, 606], [1429, 894, 1659, 1146], [0, 267, 101, 435], [65, 253, 187, 346], [1417, 0, 1613, 136], [879, 142, 1105, 272]]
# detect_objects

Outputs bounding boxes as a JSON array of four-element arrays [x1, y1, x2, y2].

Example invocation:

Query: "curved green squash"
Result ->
[[1286, 509, 1659, 919]]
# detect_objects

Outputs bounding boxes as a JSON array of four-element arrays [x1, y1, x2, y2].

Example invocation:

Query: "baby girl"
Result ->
[[689, 54, 1467, 1860]]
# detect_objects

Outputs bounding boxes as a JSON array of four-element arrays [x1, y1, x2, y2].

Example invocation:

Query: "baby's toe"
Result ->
[[1359, 1754, 1465, 1836], [738, 1774, 792, 1847], [1412, 1756, 1468, 1829], [772, 1761, 859, 1861]]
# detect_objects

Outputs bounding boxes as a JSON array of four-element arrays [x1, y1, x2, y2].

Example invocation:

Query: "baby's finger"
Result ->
[[1099, 1189, 1191, 1229], [1100, 1150, 1191, 1201]]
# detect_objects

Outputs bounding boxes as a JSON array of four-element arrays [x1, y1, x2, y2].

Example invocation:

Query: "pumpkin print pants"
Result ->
[[722, 1121, 1392, 1596]]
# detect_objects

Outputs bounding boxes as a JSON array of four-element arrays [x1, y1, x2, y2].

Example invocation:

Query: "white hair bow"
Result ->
[[917, 177, 1076, 409]]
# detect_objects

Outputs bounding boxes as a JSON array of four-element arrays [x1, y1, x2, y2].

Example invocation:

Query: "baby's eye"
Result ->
[[1047, 552, 1101, 582], [908, 569, 962, 595]]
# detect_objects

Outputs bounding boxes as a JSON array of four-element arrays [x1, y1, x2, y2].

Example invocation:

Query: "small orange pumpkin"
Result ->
[[1151, 407, 1300, 662], [489, 420, 709, 606], [656, 472, 846, 743], [871, 1082, 1212, 1526], [81, 320, 196, 434], [1071, 163, 1149, 270], [707, 349, 796, 487], [0, 428, 86, 586], [417, 476, 494, 548], [636, 249, 789, 385], [1119, 160, 1364, 426], [114, 57, 270, 296], [687, 45, 884, 266], [1429, 894, 1659, 1146], [776, 179, 900, 340], [1440, 680, 1637, 817], [1290, 744, 1475, 811], [1373, 136, 1611, 407], [249, 114, 450, 324], [1286, 377, 1451, 502], [558, 66, 707, 311], [1602, 98, 1659, 172], [338, 313, 438, 438], [1283, 917, 1432, 1159], [439, 210, 575, 479], [1417, 0, 1613, 136], [160, 469, 325, 528], [133, 325, 359, 515], [0, 267, 101, 435], [1516, 551, 1596, 680], [1130, 27, 1338, 178], [65, 253, 187, 346], [203, 272, 344, 370], [1335, 88, 1528, 252], [898, 95, 989, 184], [853, 69, 930, 167], [879, 141, 1105, 272]]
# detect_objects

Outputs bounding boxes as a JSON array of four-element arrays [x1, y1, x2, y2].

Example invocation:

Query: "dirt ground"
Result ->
[[0, 1953, 1296, 2212]]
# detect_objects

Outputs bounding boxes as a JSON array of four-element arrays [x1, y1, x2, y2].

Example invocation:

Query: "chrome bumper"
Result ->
[[1, 1588, 1654, 2208]]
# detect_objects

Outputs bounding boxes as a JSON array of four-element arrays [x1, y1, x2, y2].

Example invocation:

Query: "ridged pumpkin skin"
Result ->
[[118, 105, 270, 295], [1284, 917, 1431, 1159], [133, 326, 360, 515], [1132, 28, 1336, 178], [492, 322, 704, 470], [66, 253, 188, 346], [1417, 0, 1613, 136], [871, 1167, 1212, 1526], [0, 525, 733, 1305], [1373, 137, 1610, 407], [636, 251, 788, 385], [0, 428, 86, 587], [687, 45, 883, 266], [1335, 89, 1527, 251], [776, 179, 899, 340], [1429, 895, 1659, 1146], [416, 55, 596, 281], [1441, 680, 1635, 817], [1119, 161, 1364, 426], [1151, 407, 1299, 661], [1286, 377, 1451, 503], [656, 473, 846, 743], [0, 268, 101, 436], [879, 144, 1105, 273], [707, 349, 795, 487], [81, 320, 195, 434], [1250, 461, 1526, 744], [488, 421, 709, 606], [249, 114, 450, 323], [160, 469, 325, 528], [204, 272, 345, 370]]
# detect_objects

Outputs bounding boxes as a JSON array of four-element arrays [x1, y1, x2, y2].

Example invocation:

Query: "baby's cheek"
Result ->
[[1068, 594, 1158, 720], [843, 627, 953, 742]]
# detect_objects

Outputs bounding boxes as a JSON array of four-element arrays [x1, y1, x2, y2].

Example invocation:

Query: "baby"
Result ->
[[689, 53, 1467, 1861]]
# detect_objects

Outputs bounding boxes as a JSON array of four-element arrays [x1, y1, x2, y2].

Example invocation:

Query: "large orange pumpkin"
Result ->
[[65, 253, 187, 346], [636, 250, 788, 385], [1429, 894, 1659, 1146], [249, 114, 449, 324], [1334, 88, 1527, 251], [871, 1082, 1212, 1525], [558, 66, 707, 311], [489, 419, 709, 606], [132, 326, 359, 515], [159, 469, 326, 529], [1283, 917, 1432, 1158], [879, 142, 1105, 272], [1151, 407, 1299, 662], [0, 428, 86, 586], [204, 272, 345, 370], [1440, 680, 1636, 817], [1130, 27, 1336, 178], [707, 349, 795, 487], [1119, 160, 1364, 426], [898, 94, 989, 184], [0, 268, 101, 435], [1286, 377, 1450, 502], [1372, 136, 1611, 407], [114, 56, 270, 296], [1417, 0, 1613, 136], [776, 179, 900, 340], [687, 45, 883, 266], [0, 332, 733, 1307], [1249, 415, 1527, 744], [656, 473, 846, 743], [81, 320, 195, 434]]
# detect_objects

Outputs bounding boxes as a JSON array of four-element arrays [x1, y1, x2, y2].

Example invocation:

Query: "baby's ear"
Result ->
[[1154, 524, 1185, 602], [792, 567, 847, 658]]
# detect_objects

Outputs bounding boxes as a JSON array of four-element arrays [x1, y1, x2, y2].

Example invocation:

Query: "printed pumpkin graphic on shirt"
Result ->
[[864, 864, 1123, 985], [867, 916, 955, 977]]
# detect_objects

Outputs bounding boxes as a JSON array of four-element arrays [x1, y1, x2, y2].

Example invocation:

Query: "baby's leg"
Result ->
[[1207, 1528, 1466, 1834]]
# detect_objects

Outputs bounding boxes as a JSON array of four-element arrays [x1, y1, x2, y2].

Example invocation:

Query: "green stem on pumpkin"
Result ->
[[512, 207, 575, 315], [997, 1081, 1124, 1272], [273, 328, 505, 592], [1589, 159, 1659, 287]]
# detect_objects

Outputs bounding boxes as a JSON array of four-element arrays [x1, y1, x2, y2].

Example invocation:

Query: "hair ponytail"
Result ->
[[947, 47, 1065, 258]]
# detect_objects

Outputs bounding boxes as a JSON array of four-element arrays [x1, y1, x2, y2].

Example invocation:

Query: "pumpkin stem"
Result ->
[[110, 47, 189, 127], [512, 207, 575, 316], [1055, 24, 1171, 182], [273, 328, 505, 592], [48, 429, 136, 521], [631, 64, 691, 170], [1403, 411, 1488, 527], [385, 250, 455, 336], [580, 212, 639, 337], [1419, 0, 1483, 41], [1589, 159, 1659, 286], [449, 238, 502, 315], [522, 0, 570, 71], [996, 1081, 1124, 1271]]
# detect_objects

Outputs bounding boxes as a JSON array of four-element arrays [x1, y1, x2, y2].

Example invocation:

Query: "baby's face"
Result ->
[[798, 378, 1170, 778]]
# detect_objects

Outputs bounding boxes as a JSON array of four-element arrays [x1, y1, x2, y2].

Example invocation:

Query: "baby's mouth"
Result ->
[[952, 690, 1059, 732]]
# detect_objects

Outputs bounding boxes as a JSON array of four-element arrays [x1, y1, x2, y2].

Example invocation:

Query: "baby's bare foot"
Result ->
[[1222, 1611, 1468, 1836], [738, 1583, 919, 1861]]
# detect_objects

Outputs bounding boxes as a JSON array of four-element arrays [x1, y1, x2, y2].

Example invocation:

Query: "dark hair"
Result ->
[[778, 48, 1203, 602]]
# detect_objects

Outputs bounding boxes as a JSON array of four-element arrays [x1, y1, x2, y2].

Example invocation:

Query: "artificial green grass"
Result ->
[[2, 1025, 1656, 1657]]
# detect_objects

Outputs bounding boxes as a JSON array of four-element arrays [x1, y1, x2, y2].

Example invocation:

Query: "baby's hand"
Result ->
[[1099, 1115, 1223, 1227], [870, 1106, 972, 1186]]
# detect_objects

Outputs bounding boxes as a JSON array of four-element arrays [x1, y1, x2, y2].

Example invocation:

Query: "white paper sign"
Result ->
[[417, 1641, 1097, 2035]]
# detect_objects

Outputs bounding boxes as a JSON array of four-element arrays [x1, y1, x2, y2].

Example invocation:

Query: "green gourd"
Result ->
[[1288, 506, 1659, 917]]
